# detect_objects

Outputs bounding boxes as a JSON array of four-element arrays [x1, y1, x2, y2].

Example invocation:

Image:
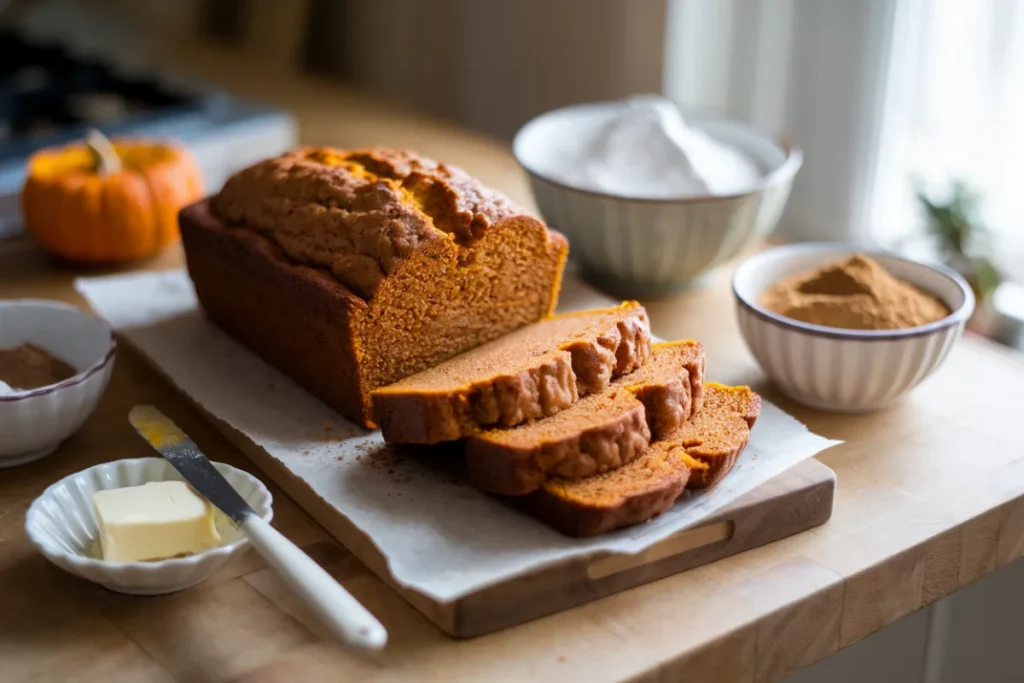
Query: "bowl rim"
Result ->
[[0, 299, 117, 403], [732, 242, 976, 341], [512, 99, 804, 204], [24, 457, 274, 572]]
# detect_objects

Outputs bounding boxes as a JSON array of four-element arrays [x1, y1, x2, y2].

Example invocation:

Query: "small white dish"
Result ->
[[733, 243, 974, 412], [25, 457, 273, 594], [0, 299, 116, 467], [513, 100, 802, 296]]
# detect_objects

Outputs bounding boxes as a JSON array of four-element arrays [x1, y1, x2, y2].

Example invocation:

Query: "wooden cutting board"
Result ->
[[189, 403, 835, 637]]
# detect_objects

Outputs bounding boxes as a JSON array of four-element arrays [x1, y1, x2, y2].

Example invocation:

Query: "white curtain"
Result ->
[[665, 0, 1024, 269], [871, 0, 1024, 260]]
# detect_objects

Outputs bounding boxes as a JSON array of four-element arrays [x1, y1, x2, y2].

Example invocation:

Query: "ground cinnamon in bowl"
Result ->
[[0, 343, 77, 391], [759, 254, 951, 330]]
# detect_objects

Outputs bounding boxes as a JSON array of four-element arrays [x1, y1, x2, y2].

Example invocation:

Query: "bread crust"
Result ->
[[519, 460, 691, 537], [210, 147, 526, 299], [181, 200, 369, 422]]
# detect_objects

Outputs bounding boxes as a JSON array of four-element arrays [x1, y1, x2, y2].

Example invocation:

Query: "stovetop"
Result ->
[[0, 29, 296, 238], [0, 29, 222, 159]]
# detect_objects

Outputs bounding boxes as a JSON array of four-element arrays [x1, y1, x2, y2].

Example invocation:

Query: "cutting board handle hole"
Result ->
[[587, 520, 735, 580]]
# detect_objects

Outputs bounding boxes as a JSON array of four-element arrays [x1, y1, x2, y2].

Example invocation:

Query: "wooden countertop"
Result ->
[[5, 39, 1024, 683]]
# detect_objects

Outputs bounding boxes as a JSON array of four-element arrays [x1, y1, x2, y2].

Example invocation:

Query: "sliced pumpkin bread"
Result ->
[[520, 383, 761, 537], [371, 302, 651, 444], [678, 382, 761, 489], [465, 341, 705, 495]]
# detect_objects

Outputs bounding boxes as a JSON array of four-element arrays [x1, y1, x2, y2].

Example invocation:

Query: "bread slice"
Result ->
[[623, 339, 705, 438], [371, 302, 651, 444], [520, 383, 761, 537], [679, 382, 761, 489], [465, 341, 704, 495]]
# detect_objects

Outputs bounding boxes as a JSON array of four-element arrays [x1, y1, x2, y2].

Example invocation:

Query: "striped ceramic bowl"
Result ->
[[0, 300, 116, 467], [733, 243, 974, 412], [513, 101, 802, 297]]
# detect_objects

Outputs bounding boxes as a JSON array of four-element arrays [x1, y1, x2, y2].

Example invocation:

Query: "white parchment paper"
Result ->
[[76, 269, 840, 602]]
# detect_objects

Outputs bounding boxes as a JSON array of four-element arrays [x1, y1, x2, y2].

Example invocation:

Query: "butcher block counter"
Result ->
[[4, 40, 1024, 683]]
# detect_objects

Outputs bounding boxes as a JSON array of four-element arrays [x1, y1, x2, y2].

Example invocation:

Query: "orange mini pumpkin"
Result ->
[[21, 133, 203, 264]]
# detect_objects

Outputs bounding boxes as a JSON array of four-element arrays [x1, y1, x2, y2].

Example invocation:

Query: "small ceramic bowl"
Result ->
[[25, 457, 273, 594], [733, 243, 975, 412], [0, 299, 116, 467], [513, 100, 802, 297]]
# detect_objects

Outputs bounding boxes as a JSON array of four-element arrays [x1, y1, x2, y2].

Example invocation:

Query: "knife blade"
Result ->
[[129, 405, 388, 651], [129, 405, 252, 524]]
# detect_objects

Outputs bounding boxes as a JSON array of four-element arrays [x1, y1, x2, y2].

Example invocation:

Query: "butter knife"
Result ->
[[129, 405, 388, 652]]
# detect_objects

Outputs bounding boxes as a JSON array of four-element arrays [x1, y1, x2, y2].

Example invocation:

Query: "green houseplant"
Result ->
[[917, 180, 1002, 333]]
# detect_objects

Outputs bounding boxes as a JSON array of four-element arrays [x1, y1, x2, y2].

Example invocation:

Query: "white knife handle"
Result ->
[[241, 515, 388, 651]]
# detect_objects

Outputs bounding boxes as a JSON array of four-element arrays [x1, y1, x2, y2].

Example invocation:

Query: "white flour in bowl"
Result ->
[[555, 96, 761, 199]]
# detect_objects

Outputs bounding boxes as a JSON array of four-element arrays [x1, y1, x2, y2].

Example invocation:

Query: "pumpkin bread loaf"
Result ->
[[521, 383, 761, 537], [371, 302, 651, 444], [180, 148, 568, 428], [465, 341, 704, 495]]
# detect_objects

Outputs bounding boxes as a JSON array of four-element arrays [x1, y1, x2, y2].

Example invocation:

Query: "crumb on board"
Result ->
[[320, 425, 365, 444], [339, 441, 427, 485]]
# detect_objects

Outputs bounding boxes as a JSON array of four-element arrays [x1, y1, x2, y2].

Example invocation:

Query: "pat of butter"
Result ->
[[93, 481, 222, 562]]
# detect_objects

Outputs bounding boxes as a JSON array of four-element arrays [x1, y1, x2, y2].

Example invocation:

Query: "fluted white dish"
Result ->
[[733, 243, 975, 412], [0, 299, 116, 467], [25, 457, 273, 594], [513, 101, 802, 297]]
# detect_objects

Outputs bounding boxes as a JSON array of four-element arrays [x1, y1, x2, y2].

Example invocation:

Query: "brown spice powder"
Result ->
[[0, 343, 76, 390], [759, 254, 950, 330]]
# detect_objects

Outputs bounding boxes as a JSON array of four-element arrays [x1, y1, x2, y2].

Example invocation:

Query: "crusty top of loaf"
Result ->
[[210, 147, 525, 299]]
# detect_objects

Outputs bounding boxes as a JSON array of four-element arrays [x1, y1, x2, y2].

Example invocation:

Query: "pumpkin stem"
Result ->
[[85, 128, 122, 175]]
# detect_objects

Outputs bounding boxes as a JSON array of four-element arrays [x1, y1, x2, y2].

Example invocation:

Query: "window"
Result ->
[[871, 0, 1024, 268], [665, 0, 1024, 272]]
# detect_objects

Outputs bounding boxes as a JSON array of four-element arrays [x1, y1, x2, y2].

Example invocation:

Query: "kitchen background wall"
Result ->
[[303, 0, 666, 142], [55, 0, 1022, 256]]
